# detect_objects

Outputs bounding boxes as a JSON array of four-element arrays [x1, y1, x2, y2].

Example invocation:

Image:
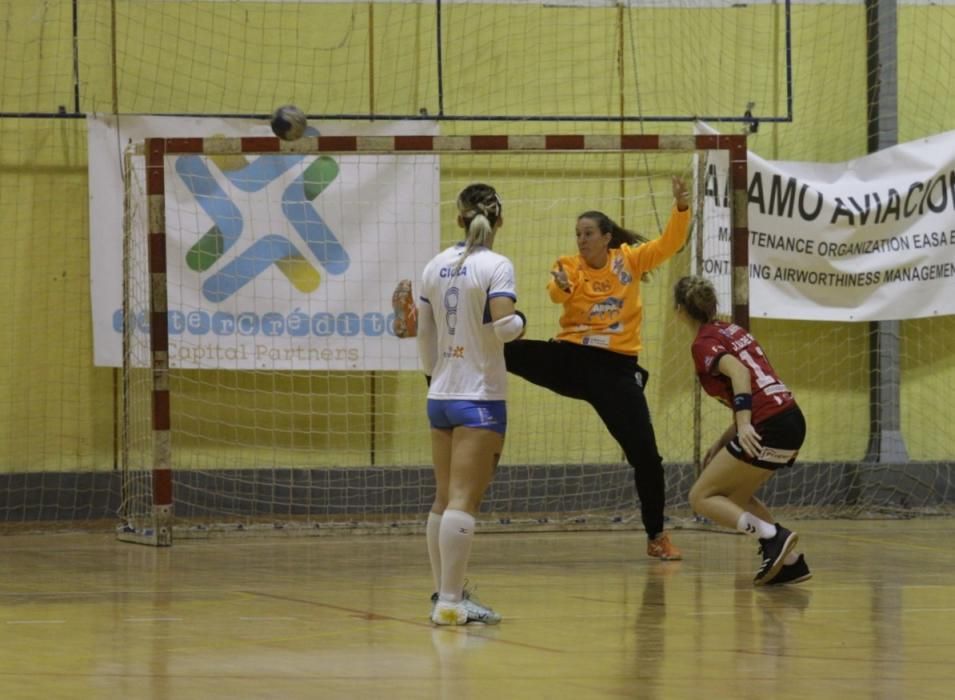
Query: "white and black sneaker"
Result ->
[[754, 524, 798, 586]]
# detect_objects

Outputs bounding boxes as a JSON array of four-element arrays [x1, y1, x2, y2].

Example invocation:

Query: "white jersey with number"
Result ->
[[419, 244, 517, 400]]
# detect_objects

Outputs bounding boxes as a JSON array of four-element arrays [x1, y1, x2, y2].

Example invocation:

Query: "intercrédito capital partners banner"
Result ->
[[695, 122, 955, 322], [88, 116, 438, 370]]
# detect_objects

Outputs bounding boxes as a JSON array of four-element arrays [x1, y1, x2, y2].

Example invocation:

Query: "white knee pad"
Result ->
[[492, 312, 526, 343]]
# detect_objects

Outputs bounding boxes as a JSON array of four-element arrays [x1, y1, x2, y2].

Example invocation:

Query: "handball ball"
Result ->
[[270, 105, 307, 141]]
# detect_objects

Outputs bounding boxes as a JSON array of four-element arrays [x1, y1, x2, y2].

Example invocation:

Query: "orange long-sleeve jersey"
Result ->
[[547, 207, 690, 356]]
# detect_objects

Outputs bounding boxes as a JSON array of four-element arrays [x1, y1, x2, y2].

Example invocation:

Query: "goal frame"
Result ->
[[118, 132, 749, 546]]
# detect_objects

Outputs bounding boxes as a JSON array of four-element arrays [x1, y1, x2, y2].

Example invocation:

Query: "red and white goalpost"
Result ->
[[118, 133, 748, 545]]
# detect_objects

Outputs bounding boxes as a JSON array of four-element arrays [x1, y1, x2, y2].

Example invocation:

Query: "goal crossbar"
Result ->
[[124, 133, 749, 545]]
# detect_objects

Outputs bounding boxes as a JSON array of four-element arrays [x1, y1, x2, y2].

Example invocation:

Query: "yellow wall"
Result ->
[[2, 1, 954, 473], [0, 118, 116, 471]]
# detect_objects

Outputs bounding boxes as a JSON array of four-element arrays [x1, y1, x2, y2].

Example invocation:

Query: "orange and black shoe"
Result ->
[[647, 532, 682, 561]]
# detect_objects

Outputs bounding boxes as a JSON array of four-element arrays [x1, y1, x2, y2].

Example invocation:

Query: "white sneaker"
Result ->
[[459, 595, 501, 624], [431, 600, 469, 626], [429, 590, 464, 619], [431, 595, 501, 625]]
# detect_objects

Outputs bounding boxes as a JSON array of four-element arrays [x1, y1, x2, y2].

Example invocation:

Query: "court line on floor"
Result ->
[[241, 589, 564, 653], [5, 619, 66, 624], [124, 617, 183, 622], [801, 529, 955, 556], [734, 646, 955, 668]]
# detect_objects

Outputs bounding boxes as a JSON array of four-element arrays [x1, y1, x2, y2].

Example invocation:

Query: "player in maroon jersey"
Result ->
[[673, 275, 810, 585]]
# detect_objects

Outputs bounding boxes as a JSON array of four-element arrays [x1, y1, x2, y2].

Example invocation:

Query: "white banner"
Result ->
[[692, 146, 733, 315], [695, 123, 955, 321], [88, 116, 438, 369]]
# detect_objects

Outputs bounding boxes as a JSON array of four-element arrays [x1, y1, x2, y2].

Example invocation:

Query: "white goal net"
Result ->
[[121, 135, 736, 538]]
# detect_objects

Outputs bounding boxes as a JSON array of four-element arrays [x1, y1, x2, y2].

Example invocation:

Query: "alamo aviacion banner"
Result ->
[[695, 123, 955, 322], [88, 116, 438, 370]]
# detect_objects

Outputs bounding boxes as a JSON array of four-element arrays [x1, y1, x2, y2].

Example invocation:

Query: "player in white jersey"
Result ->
[[421, 250, 516, 400], [414, 183, 525, 626]]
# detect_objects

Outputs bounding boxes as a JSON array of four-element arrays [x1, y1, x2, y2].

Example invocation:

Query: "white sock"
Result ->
[[737, 512, 776, 540], [426, 512, 442, 594], [784, 551, 799, 565], [438, 509, 475, 603]]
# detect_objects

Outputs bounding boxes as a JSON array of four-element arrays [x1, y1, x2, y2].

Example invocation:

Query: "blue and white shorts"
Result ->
[[427, 399, 507, 435]]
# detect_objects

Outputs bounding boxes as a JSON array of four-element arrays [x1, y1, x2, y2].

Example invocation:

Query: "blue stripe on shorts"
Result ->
[[427, 399, 507, 435]]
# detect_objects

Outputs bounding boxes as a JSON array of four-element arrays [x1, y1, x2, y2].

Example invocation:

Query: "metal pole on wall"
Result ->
[[864, 0, 908, 465], [617, 2, 626, 226], [368, 2, 378, 466]]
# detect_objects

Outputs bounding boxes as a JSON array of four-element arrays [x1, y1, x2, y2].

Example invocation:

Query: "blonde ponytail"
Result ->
[[454, 184, 502, 273]]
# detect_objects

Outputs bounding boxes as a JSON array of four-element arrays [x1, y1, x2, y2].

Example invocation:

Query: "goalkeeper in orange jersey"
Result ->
[[502, 177, 691, 560]]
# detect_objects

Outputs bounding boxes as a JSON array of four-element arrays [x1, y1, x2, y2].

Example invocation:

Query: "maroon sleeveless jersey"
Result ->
[[691, 321, 795, 424]]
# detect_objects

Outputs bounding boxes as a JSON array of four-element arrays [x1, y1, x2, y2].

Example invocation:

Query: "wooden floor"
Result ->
[[1, 520, 953, 700]]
